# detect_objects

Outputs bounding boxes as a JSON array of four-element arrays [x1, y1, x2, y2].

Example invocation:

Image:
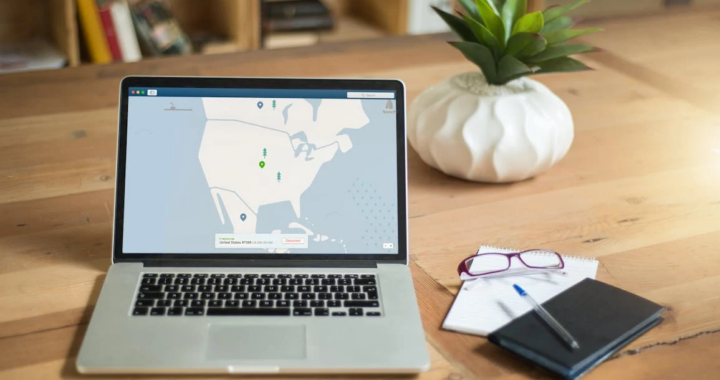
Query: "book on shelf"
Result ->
[[97, 0, 123, 61], [109, 0, 142, 62], [77, 0, 113, 63], [129, 0, 192, 56], [0, 39, 67, 74], [262, 0, 335, 33]]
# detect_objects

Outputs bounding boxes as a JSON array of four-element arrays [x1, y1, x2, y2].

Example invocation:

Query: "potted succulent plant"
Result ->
[[408, 0, 602, 183]]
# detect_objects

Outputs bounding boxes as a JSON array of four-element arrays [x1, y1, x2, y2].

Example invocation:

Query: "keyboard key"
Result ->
[[334, 293, 349, 300], [281, 286, 295, 292], [328, 274, 342, 279], [167, 292, 181, 299], [318, 293, 333, 300], [231, 285, 246, 292], [346, 286, 361, 293], [135, 300, 153, 307], [177, 274, 192, 278], [327, 300, 342, 307], [354, 278, 376, 285], [277, 300, 290, 307], [367, 291, 379, 300], [311, 274, 325, 279], [330, 286, 344, 293], [194, 274, 209, 278], [337, 279, 352, 285], [191, 300, 206, 307], [207, 278, 221, 285], [133, 307, 149, 315], [349, 308, 363, 316], [268, 293, 282, 300], [141, 278, 156, 285], [367, 312, 382, 316], [155, 300, 172, 307], [240, 278, 254, 285], [288, 279, 302, 285], [209, 300, 223, 307], [293, 308, 312, 316], [252, 293, 265, 300], [174, 278, 189, 285], [298, 286, 311, 292], [183, 293, 198, 300], [211, 274, 225, 278], [242, 300, 256, 308], [293, 301, 308, 308], [363, 286, 378, 292], [218, 293, 232, 300], [345, 301, 380, 308], [143, 273, 158, 278], [201, 293, 215, 300], [174, 300, 188, 307], [167, 307, 183, 316], [158, 278, 172, 285], [181, 285, 196, 292], [248, 285, 261, 292], [305, 279, 319, 285], [278, 274, 292, 279], [272, 278, 287, 285], [224, 278, 238, 285], [185, 308, 205, 316], [314, 308, 329, 316], [138, 292, 164, 300], [244, 274, 259, 278], [264, 286, 278, 292], [314, 286, 328, 292], [165, 285, 179, 292], [160, 273, 175, 278], [225, 300, 239, 307], [332, 312, 347, 316], [294, 274, 309, 279], [207, 308, 291, 316], [361, 274, 376, 279], [351, 293, 366, 300], [257, 278, 271, 286], [310, 300, 324, 307], [301, 293, 315, 300], [321, 279, 335, 285], [261, 274, 275, 278], [227, 274, 242, 278], [234, 293, 249, 300], [197, 285, 211, 292], [285, 293, 299, 300], [191, 278, 205, 285], [215, 285, 229, 292], [259, 301, 273, 308], [344, 274, 359, 279]]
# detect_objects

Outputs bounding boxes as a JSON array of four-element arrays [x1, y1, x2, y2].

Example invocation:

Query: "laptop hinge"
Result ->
[[142, 259, 377, 268]]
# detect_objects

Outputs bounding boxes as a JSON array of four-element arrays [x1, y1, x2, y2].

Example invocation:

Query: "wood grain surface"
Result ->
[[2, 7, 720, 380]]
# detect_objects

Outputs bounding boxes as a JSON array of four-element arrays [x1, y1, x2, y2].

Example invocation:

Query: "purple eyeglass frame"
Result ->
[[457, 249, 565, 278]]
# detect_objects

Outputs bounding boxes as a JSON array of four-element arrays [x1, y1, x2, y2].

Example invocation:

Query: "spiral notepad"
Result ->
[[443, 246, 599, 337]]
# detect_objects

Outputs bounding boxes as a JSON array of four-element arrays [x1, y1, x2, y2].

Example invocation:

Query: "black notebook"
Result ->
[[488, 278, 664, 380]]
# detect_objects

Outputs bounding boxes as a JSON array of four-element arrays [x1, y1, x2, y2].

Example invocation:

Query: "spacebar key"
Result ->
[[207, 308, 291, 316]]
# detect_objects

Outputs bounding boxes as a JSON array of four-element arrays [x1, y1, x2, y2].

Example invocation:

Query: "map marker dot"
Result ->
[[240, 213, 247, 222], [259, 161, 265, 168], [257, 101, 264, 109]]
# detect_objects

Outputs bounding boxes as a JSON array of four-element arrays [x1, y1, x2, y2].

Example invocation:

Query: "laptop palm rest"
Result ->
[[206, 325, 306, 360]]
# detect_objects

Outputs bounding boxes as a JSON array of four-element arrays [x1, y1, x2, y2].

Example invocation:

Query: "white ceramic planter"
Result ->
[[408, 72, 574, 183]]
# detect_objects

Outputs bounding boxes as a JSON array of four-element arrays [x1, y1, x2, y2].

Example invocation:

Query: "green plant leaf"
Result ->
[[526, 44, 595, 62], [531, 56, 591, 75], [511, 11, 544, 35], [432, 6, 477, 42], [496, 54, 534, 84], [449, 42, 498, 83], [545, 28, 603, 45], [463, 15, 502, 58], [502, 0, 526, 39], [505, 32, 545, 57], [475, 0, 506, 45], [541, 16, 575, 34], [457, 0, 481, 20], [543, 0, 588, 24]]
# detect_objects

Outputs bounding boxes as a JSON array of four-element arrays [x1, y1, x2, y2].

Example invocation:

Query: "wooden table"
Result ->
[[2, 7, 720, 380]]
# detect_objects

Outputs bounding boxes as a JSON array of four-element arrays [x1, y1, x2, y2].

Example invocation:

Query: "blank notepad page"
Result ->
[[443, 246, 599, 336]]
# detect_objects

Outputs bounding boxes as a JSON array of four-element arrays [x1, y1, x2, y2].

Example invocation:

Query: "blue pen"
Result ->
[[513, 284, 580, 350]]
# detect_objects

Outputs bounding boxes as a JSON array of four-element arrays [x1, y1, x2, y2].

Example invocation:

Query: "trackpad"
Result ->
[[206, 325, 306, 360]]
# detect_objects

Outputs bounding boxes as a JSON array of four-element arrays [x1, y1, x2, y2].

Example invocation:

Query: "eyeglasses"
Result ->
[[457, 249, 565, 279]]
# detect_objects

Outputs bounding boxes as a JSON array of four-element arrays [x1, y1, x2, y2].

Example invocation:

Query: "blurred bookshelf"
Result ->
[[0, 0, 717, 73]]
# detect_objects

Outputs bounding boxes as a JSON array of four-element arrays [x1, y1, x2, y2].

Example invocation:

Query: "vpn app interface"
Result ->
[[124, 88, 399, 254]]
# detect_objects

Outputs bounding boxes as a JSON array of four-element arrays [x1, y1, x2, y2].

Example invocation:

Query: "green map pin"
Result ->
[[259, 161, 265, 168]]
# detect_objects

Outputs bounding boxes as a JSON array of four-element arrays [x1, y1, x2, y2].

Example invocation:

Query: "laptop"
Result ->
[[76, 76, 430, 374]]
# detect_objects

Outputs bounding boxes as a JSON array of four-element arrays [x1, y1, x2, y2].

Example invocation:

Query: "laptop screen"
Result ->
[[123, 87, 399, 255]]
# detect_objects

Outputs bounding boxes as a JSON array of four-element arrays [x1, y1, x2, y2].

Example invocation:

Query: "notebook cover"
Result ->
[[488, 279, 665, 380]]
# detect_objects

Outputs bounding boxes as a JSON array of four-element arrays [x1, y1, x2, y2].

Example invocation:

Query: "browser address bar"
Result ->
[[347, 92, 394, 99]]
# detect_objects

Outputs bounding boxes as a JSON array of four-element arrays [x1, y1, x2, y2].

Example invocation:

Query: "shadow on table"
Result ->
[[473, 342, 557, 380]]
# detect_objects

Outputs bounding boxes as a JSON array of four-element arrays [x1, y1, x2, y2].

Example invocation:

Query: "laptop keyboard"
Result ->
[[131, 273, 382, 317]]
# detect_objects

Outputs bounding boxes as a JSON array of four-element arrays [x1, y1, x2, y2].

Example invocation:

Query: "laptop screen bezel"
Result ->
[[113, 76, 408, 265]]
